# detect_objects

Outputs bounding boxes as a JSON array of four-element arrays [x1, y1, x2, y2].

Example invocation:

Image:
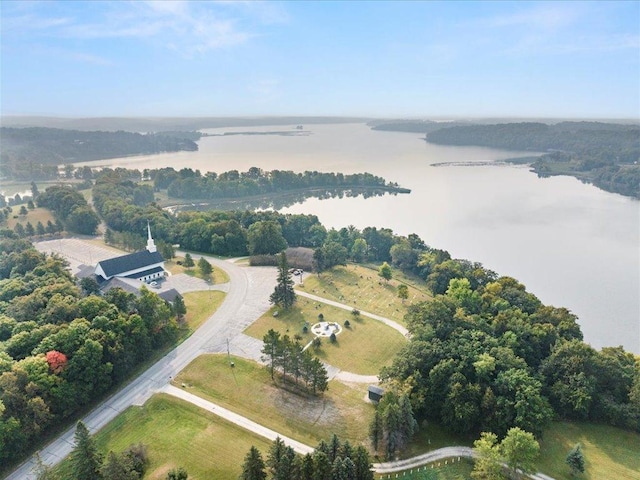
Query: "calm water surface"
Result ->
[[78, 123, 640, 353]]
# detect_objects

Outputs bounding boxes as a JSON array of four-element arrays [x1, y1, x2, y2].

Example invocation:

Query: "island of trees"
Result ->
[[151, 166, 409, 201]]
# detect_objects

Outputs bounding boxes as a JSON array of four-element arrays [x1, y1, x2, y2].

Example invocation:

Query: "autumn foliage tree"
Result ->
[[45, 350, 67, 374]]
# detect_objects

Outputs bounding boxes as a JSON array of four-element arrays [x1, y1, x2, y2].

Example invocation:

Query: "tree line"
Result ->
[[0, 237, 183, 466], [240, 434, 374, 480]]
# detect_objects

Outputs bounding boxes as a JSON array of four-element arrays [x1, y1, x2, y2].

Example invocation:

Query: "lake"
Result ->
[[76, 123, 640, 353]]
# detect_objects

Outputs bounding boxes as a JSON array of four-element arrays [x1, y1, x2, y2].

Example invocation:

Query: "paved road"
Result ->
[[6, 252, 277, 480]]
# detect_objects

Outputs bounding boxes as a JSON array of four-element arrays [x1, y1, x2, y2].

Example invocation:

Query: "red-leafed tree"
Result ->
[[46, 350, 68, 374]]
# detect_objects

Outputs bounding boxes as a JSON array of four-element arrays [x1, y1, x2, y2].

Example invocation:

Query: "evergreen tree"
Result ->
[[70, 421, 103, 480], [19, 205, 28, 216], [369, 409, 383, 453], [329, 434, 341, 463], [198, 257, 213, 276], [331, 457, 347, 480], [173, 294, 187, 320], [261, 329, 281, 380], [266, 437, 287, 478], [353, 446, 374, 480], [25, 222, 35, 236], [36, 221, 46, 235], [183, 253, 195, 268], [313, 451, 332, 480], [14, 223, 25, 237], [399, 394, 418, 445], [240, 446, 267, 480], [566, 443, 585, 476], [300, 453, 315, 480], [313, 247, 326, 274], [270, 251, 296, 309], [31, 181, 40, 200]]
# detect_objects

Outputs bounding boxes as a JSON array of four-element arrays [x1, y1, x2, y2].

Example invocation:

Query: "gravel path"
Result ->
[[161, 384, 314, 455], [296, 290, 409, 337]]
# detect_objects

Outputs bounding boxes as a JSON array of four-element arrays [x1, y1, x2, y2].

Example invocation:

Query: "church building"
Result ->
[[94, 223, 165, 283]]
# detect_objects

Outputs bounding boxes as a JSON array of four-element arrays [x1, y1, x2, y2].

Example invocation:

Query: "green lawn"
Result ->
[[54, 394, 273, 480], [244, 296, 407, 375], [174, 354, 376, 447], [537, 421, 640, 480], [182, 290, 226, 331], [167, 256, 231, 284], [298, 264, 431, 325]]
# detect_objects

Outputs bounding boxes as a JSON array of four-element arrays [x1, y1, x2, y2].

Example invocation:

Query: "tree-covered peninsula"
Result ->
[[0, 127, 200, 180], [425, 121, 640, 198], [368, 120, 640, 198]]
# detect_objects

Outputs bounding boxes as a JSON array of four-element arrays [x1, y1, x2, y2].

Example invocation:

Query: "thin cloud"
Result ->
[[483, 4, 582, 30], [2, 1, 273, 56]]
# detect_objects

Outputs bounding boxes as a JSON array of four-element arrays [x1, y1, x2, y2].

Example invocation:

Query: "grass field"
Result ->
[[5, 206, 56, 230], [166, 256, 231, 284], [54, 394, 273, 480], [244, 296, 407, 375], [537, 421, 640, 480], [174, 354, 376, 446], [182, 290, 226, 331], [298, 264, 431, 324]]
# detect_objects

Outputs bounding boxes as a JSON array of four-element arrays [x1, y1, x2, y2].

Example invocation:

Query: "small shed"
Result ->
[[368, 385, 384, 403]]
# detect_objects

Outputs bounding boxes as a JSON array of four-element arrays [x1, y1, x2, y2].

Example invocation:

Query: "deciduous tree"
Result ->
[[378, 262, 392, 282], [501, 427, 539, 478]]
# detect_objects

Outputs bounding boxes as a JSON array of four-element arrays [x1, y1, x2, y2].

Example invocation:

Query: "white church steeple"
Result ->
[[146, 221, 157, 253]]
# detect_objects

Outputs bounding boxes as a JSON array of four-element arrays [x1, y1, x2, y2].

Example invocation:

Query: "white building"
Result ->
[[94, 223, 165, 283]]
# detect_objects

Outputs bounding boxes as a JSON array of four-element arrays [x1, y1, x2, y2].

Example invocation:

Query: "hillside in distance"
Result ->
[[0, 127, 199, 180]]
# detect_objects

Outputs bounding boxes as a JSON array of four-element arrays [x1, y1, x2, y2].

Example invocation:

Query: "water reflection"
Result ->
[[169, 187, 404, 213]]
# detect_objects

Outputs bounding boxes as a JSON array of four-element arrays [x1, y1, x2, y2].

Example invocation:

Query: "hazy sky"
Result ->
[[1, 1, 638, 118]]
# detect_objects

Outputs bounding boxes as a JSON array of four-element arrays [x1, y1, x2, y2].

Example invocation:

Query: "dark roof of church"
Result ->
[[97, 250, 163, 278], [125, 266, 164, 279]]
